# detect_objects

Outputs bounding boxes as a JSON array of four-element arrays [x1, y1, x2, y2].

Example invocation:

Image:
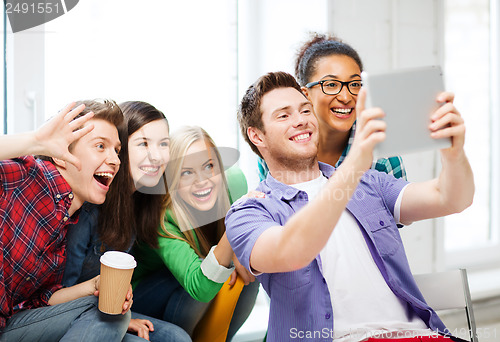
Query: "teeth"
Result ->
[[193, 188, 211, 197], [292, 133, 310, 142], [94, 172, 112, 178], [140, 166, 160, 173], [332, 108, 352, 114]]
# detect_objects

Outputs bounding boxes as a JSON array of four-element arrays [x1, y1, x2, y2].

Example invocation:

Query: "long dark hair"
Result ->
[[98, 101, 169, 250]]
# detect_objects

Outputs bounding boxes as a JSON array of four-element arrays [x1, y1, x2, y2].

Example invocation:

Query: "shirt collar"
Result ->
[[263, 162, 335, 200], [36, 158, 73, 202]]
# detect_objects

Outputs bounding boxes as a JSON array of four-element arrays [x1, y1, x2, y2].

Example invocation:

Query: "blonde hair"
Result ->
[[161, 126, 231, 257]]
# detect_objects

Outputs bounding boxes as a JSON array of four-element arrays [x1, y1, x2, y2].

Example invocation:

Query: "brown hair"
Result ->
[[295, 32, 363, 86], [38, 99, 123, 162], [238, 71, 302, 158], [98, 101, 169, 250]]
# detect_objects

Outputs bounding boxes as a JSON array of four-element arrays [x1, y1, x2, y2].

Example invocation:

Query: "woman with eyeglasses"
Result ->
[[258, 32, 407, 180], [131, 126, 259, 340]]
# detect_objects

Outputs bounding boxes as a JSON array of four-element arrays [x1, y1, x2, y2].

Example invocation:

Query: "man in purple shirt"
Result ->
[[225, 72, 474, 342]]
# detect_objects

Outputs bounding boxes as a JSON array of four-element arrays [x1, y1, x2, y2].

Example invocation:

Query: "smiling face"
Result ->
[[61, 119, 121, 211], [254, 87, 319, 169], [128, 119, 170, 190], [303, 54, 361, 135], [177, 139, 222, 212]]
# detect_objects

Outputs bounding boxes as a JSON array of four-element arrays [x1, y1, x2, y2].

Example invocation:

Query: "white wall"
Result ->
[[6, 26, 45, 134]]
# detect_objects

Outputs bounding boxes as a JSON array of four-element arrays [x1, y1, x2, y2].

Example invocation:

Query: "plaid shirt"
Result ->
[[0, 156, 77, 331], [258, 121, 407, 181]]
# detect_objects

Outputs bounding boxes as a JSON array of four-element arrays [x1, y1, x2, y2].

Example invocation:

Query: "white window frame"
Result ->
[[442, 0, 500, 270]]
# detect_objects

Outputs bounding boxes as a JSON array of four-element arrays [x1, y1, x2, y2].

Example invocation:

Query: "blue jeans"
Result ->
[[132, 267, 259, 341], [124, 312, 191, 342], [0, 296, 129, 342]]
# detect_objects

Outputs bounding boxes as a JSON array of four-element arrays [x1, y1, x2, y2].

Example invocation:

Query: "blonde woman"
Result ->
[[132, 126, 259, 339]]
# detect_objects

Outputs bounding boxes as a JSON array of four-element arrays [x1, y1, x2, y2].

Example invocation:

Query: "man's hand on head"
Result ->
[[34, 102, 95, 170]]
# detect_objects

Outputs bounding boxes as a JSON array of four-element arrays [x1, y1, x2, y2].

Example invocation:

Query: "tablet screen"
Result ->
[[361, 66, 452, 158]]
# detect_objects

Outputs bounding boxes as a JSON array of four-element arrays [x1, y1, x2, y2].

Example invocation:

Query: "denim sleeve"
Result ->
[[62, 204, 99, 287]]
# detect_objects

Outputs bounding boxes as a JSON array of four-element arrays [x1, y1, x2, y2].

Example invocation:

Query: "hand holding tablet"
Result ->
[[361, 65, 452, 158]]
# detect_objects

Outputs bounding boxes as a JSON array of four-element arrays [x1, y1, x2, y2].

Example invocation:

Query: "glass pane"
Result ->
[[44, 0, 238, 147], [444, 0, 491, 250]]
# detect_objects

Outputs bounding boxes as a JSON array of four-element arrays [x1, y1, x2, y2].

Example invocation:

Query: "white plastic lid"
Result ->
[[100, 251, 137, 269]]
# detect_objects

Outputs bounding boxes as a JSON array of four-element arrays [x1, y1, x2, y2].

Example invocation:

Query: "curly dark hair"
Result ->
[[295, 32, 363, 86]]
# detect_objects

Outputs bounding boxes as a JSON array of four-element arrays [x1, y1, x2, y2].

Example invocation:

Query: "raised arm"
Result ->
[[400, 92, 474, 224], [0, 103, 94, 170], [249, 89, 386, 274]]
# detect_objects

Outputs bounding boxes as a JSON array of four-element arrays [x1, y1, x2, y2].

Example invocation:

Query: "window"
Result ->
[[44, 0, 238, 148], [443, 0, 500, 267]]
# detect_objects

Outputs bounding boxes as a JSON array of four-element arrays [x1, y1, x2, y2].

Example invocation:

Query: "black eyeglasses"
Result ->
[[305, 79, 362, 96]]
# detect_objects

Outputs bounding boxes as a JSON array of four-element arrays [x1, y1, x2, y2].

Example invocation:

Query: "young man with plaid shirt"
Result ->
[[0, 101, 131, 341]]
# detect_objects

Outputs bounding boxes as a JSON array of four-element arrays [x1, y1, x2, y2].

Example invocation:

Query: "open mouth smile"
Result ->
[[140, 165, 161, 175], [331, 107, 353, 118], [94, 172, 113, 188], [192, 188, 213, 201], [290, 133, 312, 143]]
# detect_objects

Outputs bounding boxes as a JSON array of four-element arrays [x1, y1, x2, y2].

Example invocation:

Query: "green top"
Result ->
[[132, 166, 248, 302]]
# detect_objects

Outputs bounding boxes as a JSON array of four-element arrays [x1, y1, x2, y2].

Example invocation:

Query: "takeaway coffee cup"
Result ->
[[98, 251, 137, 314]]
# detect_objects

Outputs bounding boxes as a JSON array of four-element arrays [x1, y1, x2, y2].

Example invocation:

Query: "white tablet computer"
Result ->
[[361, 65, 452, 158]]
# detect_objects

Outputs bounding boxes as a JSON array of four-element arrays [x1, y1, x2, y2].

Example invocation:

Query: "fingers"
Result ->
[[356, 108, 387, 144], [436, 91, 455, 104], [431, 102, 459, 122], [131, 319, 152, 341], [429, 98, 465, 149], [122, 286, 133, 314], [355, 88, 367, 115], [71, 121, 94, 141], [57, 102, 77, 118], [430, 111, 463, 132], [63, 103, 86, 122], [144, 320, 154, 331], [137, 329, 149, 341], [228, 271, 237, 286], [248, 273, 256, 283], [122, 297, 133, 314], [430, 124, 465, 140], [244, 190, 265, 199], [70, 112, 94, 130]]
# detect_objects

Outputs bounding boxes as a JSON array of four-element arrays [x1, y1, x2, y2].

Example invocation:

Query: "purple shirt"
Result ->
[[225, 162, 447, 341]]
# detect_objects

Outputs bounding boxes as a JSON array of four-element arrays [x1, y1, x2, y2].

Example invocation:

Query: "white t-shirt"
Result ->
[[293, 176, 432, 342]]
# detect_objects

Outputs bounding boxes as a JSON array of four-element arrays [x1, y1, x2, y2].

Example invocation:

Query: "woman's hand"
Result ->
[[128, 318, 154, 341], [229, 255, 255, 286], [91, 275, 100, 296], [121, 285, 134, 314], [91, 277, 132, 315], [242, 190, 265, 199]]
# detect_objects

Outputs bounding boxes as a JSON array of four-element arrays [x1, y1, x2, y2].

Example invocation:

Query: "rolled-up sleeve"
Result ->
[[225, 197, 280, 275]]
